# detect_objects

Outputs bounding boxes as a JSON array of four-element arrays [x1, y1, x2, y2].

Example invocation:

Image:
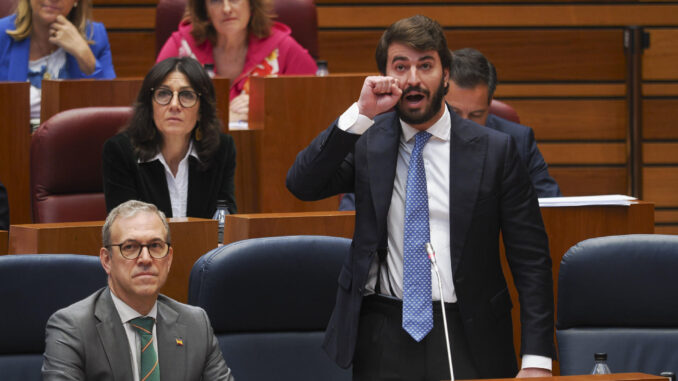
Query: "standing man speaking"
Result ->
[[287, 15, 554, 381]]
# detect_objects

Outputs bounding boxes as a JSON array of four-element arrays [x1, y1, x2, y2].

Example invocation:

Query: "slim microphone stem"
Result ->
[[426, 242, 454, 381]]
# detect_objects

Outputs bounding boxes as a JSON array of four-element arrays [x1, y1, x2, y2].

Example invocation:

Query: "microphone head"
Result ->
[[425, 242, 435, 260]]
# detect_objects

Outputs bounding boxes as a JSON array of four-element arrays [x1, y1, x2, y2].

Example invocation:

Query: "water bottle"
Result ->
[[315, 60, 329, 76], [204, 63, 215, 78], [660, 372, 675, 381], [591, 352, 612, 374], [212, 200, 229, 244]]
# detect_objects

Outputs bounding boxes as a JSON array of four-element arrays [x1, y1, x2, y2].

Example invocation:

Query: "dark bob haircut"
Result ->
[[375, 15, 452, 78], [450, 48, 497, 105], [124, 57, 222, 169]]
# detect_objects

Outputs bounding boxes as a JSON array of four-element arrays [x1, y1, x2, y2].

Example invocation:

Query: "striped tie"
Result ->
[[130, 317, 160, 381]]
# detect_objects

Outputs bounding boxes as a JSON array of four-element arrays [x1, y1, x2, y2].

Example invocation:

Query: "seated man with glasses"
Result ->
[[42, 200, 234, 381], [102, 57, 237, 219]]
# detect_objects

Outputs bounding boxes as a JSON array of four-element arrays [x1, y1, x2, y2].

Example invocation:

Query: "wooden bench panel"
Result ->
[[643, 143, 678, 164], [503, 99, 627, 140], [655, 209, 678, 224], [317, 4, 678, 28], [642, 99, 678, 139], [550, 167, 627, 196], [655, 225, 678, 235], [643, 29, 678, 81], [539, 143, 626, 165], [108, 32, 156, 78], [643, 168, 678, 207], [92, 7, 155, 29], [318, 29, 625, 81]]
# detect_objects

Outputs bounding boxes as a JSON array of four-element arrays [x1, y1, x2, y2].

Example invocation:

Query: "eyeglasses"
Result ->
[[151, 88, 200, 108], [107, 240, 171, 260]]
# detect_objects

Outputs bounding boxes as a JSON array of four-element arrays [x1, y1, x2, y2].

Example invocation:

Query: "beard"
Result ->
[[396, 76, 447, 126]]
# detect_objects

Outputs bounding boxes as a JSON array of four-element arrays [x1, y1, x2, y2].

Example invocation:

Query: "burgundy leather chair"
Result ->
[[30, 107, 132, 223], [0, 0, 18, 18], [489, 99, 520, 124], [155, 0, 319, 59]]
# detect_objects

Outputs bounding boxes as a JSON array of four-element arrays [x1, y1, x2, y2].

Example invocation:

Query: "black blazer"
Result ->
[[287, 105, 555, 376], [486, 114, 561, 198], [0, 180, 8, 229], [102, 133, 236, 218]]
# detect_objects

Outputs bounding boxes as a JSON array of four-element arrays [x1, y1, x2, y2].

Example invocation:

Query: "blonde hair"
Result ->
[[7, 0, 93, 42], [186, 0, 274, 46]]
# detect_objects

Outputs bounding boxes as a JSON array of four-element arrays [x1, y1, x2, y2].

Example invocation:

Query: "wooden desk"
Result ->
[[233, 74, 365, 213], [0, 230, 7, 255], [223, 211, 355, 245], [463, 374, 664, 381], [0, 82, 31, 224], [7, 218, 218, 303], [41, 78, 230, 124]]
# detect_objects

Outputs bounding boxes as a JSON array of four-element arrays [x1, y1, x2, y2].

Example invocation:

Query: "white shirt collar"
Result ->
[[399, 104, 451, 143], [139, 140, 200, 165], [110, 288, 158, 323]]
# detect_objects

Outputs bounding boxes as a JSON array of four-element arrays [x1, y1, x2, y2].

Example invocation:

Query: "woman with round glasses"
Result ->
[[156, 0, 316, 123], [0, 0, 115, 128], [102, 57, 236, 218]]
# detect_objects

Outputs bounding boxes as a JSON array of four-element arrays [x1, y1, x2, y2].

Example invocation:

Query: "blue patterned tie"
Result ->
[[402, 131, 433, 342]]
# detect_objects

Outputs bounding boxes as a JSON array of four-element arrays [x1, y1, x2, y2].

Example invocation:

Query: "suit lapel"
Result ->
[[138, 161, 173, 216], [186, 157, 209, 217], [449, 110, 488, 276], [95, 288, 135, 381], [9, 37, 30, 81], [157, 297, 186, 381], [367, 113, 401, 237]]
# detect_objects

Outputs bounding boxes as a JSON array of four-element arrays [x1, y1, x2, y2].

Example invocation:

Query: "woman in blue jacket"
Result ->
[[0, 0, 115, 126]]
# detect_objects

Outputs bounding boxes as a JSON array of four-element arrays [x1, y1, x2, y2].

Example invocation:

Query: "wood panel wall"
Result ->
[[86, 1, 678, 231]]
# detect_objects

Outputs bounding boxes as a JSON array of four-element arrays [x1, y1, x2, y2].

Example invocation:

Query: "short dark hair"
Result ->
[[450, 48, 497, 105], [375, 15, 452, 77], [124, 57, 222, 169]]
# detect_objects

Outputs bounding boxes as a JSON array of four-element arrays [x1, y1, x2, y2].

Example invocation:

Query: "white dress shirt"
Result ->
[[140, 142, 199, 217], [337, 102, 551, 371], [110, 291, 159, 381]]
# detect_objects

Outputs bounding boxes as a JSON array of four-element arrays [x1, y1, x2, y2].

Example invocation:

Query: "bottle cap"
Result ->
[[594, 353, 607, 361], [217, 199, 227, 207]]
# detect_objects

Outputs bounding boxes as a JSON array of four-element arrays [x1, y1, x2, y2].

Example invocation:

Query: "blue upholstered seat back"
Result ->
[[189, 235, 352, 381], [557, 234, 678, 375], [0, 254, 106, 381]]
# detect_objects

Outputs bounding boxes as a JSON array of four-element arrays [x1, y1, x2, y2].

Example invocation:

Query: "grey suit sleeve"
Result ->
[[200, 309, 235, 381], [42, 310, 87, 381]]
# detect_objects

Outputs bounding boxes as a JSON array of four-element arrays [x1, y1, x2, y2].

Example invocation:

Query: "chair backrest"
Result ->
[[557, 234, 678, 375], [0, 0, 18, 18], [31, 106, 132, 223], [489, 99, 520, 124], [189, 235, 352, 381], [0, 254, 106, 381], [155, 0, 319, 59]]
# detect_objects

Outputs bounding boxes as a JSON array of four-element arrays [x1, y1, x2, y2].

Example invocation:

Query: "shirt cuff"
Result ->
[[521, 354, 552, 371], [337, 102, 374, 135]]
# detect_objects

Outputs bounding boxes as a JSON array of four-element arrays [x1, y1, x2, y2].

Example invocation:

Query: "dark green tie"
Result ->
[[130, 317, 160, 381]]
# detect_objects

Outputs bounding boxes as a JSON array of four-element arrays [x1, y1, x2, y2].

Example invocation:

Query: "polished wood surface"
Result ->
[[0, 230, 7, 255], [463, 373, 665, 381], [223, 211, 355, 245], [0, 82, 31, 224], [40, 78, 230, 124], [7, 218, 218, 303], [234, 74, 364, 213], [550, 168, 627, 196], [540, 143, 626, 165]]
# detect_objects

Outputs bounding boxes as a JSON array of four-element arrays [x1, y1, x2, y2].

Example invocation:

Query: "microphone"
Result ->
[[426, 242, 454, 381]]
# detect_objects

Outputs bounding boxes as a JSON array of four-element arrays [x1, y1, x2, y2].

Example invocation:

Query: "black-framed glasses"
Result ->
[[151, 87, 200, 108], [106, 239, 171, 259]]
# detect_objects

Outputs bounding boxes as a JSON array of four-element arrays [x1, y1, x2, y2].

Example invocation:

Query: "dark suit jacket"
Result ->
[[102, 132, 237, 218], [287, 105, 555, 377], [0, 180, 8, 230], [42, 287, 233, 381], [486, 114, 561, 198]]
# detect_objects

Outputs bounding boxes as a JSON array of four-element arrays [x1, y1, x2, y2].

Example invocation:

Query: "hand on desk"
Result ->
[[229, 93, 249, 123], [516, 368, 552, 378]]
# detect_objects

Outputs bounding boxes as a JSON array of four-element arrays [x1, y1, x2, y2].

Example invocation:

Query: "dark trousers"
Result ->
[[353, 295, 479, 381]]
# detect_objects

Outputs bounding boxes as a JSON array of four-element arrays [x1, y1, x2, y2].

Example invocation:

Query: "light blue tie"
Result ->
[[402, 131, 433, 342]]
